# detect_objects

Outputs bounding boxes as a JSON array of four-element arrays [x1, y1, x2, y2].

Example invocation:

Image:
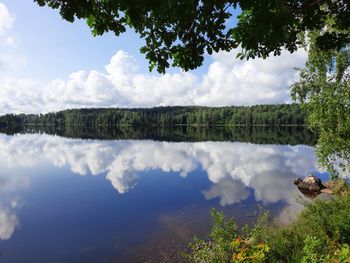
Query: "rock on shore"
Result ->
[[294, 174, 334, 198]]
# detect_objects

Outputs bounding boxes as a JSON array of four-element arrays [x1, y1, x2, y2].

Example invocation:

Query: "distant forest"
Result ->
[[0, 104, 306, 127]]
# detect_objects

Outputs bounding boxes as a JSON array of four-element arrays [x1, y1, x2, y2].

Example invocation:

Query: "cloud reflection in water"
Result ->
[[0, 174, 28, 240], [0, 133, 326, 238]]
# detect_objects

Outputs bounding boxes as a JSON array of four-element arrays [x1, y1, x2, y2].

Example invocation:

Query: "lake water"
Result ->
[[0, 127, 327, 262]]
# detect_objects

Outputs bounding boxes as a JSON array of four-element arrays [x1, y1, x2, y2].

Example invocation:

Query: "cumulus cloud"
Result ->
[[0, 78, 43, 113], [0, 47, 307, 114], [197, 49, 306, 105]]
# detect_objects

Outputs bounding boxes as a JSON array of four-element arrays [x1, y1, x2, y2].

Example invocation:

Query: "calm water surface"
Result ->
[[0, 127, 327, 262]]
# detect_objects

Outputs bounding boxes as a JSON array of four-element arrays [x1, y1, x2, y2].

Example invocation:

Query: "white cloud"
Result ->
[[0, 3, 14, 35], [0, 48, 307, 114], [0, 2, 25, 75], [196, 49, 306, 106], [0, 78, 43, 114]]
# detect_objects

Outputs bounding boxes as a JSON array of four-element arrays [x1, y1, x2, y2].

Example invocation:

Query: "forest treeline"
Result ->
[[0, 104, 306, 127]]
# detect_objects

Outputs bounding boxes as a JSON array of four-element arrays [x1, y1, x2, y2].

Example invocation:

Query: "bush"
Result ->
[[301, 236, 326, 263], [187, 209, 270, 263]]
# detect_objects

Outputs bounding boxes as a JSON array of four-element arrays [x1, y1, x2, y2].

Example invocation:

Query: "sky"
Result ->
[[0, 1, 308, 115]]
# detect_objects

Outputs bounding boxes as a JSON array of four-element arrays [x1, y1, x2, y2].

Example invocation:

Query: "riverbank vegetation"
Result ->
[[188, 180, 350, 262]]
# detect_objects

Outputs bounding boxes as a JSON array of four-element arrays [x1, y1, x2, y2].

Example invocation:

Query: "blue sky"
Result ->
[[2, 0, 150, 80], [0, 1, 307, 114]]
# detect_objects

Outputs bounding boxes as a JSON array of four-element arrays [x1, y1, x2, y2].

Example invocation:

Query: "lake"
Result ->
[[0, 127, 327, 262]]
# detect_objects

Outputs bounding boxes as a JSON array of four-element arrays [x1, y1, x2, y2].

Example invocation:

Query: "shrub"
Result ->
[[187, 209, 270, 263]]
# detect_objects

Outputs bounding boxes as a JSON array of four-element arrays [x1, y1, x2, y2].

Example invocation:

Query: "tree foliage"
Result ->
[[291, 31, 350, 177], [34, 0, 350, 73]]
